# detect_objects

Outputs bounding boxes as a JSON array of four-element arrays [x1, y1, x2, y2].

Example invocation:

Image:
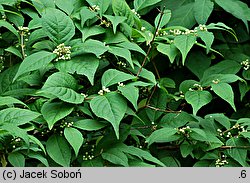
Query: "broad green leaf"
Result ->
[[194, 0, 214, 24], [0, 108, 40, 125], [180, 141, 194, 158], [112, 0, 135, 26], [0, 96, 27, 107], [87, 0, 111, 17], [104, 15, 127, 34], [31, 0, 55, 14], [40, 72, 85, 104], [185, 90, 212, 115], [5, 46, 23, 59], [179, 80, 200, 93], [0, 20, 19, 38], [197, 31, 214, 54], [41, 102, 74, 129], [80, 7, 97, 27], [108, 46, 133, 68], [205, 113, 230, 129], [154, 9, 171, 28], [76, 24, 105, 42], [146, 127, 179, 146], [73, 119, 107, 131], [185, 51, 211, 79], [202, 74, 243, 86], [160, 156, 180, 167], [72, 39, 108, 57], [42, 8, 75, 43], [55, 0, 74, 15], [102, 148, 129, 167], [118, 85, 139, 110], [46, 134, 71, 167], [174, 35, 196, 65], [55, 55, 99, 85], [90, 92, 127, 139], [167, 2, 196, 29], [190, 128, 207, 141], [240, 132, 250, 139], [215, 0, 250, 32], [28, 135, 46, 154], [64, 127, 84, 156], [211, 83, 236, 111], [81, 157, 104, 167], [239, 82, 250, 100], [157, 43, 179, 63], [134, 0, 161, 11], [27, 152, 49, 167], [14, 51, 56, 81], [243, 70, 250, 80], [115, 41, 146, 56], [226, 138, 248, 166], [101, 69, 136, 87], [8, 152, 25, 167]]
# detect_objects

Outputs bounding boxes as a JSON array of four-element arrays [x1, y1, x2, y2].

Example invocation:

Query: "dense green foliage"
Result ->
[[0, 0, 250, 167]]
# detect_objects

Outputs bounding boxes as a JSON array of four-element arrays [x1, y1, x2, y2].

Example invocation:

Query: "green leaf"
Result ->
[[8, 152, 25, 167], [211, 83, 236, 111], [157, 43, 179, 63], [226, 138, 248, 166], [5, 46, 23, 59], [90, 92, 127, 139], [76, 24, 105, 42], [180, 141, 194, 158], [185, 90, 212, 115], [194, 0, 214, 24], [190, 128, 207, 141], [55, 0, 74, 15], [0, 96, 27, 107], [118, 85, 139, 110], [73, 119, 107, 131], [55, 55, 99, 85], [108, 46, 133, 68], [102, 148, 129, 167], [27, 152, 49, 167], [80, 7, 96, 27], [112, 0, 135, 26], [13, 51, 56, 81], [154, 9, 171, 28], [0, 20, 19, 38], [215, 0, 250, 32], [174, 35, 196, 65], [115, 41, 146, 56], [28, 135, 46, 155], [42, 8, 75, 43], [40, 72, 85, 104], [101, 69, 136, 87], [46, 134, 71, 167], [197, 31, 214, 54], [0, 108, 40, 125], [41, 102, 74, 130], [104, 15, 127, 34], [72, 39, 108, 57], [134, 0, 161, 12], [64, 127, 84, 156], [146, 127, 179, 146], [243, 70, 250, 80]]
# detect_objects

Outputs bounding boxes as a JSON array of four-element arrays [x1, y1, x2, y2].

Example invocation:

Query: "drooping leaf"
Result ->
[[41, 102, 74, 129], [104, 15, 127, 34], [174, 35, 196, 65], [101, 69, 136, 87], [55, 55, 99, 85], [73, 119, 108, 131], [27, 152, 49, 167], [101, 148, 129, 167], [46, 134, 71, 166], [8, 152, 25, 167], [157, 43, 179, 63], [190, 128, 207, 141], [90, 92, 127, 139], [76, 24, 105, 42], [108, 46, 133, 68], [154, 9, 171, 28], [146, 127, 179, 146], [80, 6, 97, 27], [0, 108, 40, 125], [28, 135, 46, 155], [211, 83, 236, 111], [42, 8, 75, 43], [0, 96, 27, 107], [194, 0, 214, 24], [13, 51, 56, 81], [185, 90, 212, 115], [134, 0, 161, 12], [0, 20, 19, 38], [64, 127, 84, 156], [5, 46, 22, 59], [197, 31, 214, 54], [118, 85, 139, 110], [54, 0, 74, 15]]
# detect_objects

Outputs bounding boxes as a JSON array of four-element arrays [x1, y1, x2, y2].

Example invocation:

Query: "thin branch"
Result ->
[[157, 145, 250, 150], [136, 6, 166, 77], [145, 105, 181, 113], [20, 32, 26, 59]]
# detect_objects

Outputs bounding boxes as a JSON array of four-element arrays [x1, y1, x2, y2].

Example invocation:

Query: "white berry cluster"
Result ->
[[83, 145, 95, 161], [80, 93, 88, 98], [98, 86, 111, 95], [17, 26, 30, 36], [188, 83, 203, 91], [215, 157, 229, 167], [1, 15, 6, 21], [89, 5, 100, 11], [131, 9, 141, 18], [241, 59, 250, 71], [176, 126, 191, 137], [217, 124, 247, 138], [53, 43, 71, 61], [0, 56, 4, 72], [118, 82, 125, 87], [196, 24, 208, 31], [60, 121, 74, 128], [117, 61, 127, 67]]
